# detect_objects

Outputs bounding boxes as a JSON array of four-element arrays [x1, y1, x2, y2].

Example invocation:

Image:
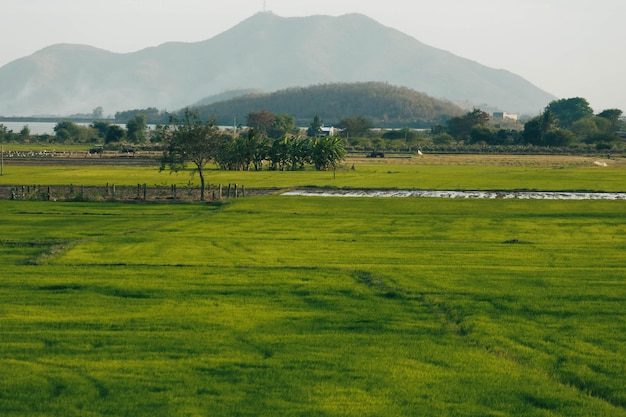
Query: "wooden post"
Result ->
[[173, 184, 177, 200], [242, 185, 245, 197], [112, 184, 116, 200], [106, 183, 109, 195], [219, 184, 222, 200], [143, 184, 147, 200], [46, 186, 50, 201], [227, 184, 231, 199], [234, 184, 238, 198]]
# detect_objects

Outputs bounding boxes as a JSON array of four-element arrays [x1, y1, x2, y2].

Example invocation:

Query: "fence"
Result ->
[[0, 183, 250, 202]]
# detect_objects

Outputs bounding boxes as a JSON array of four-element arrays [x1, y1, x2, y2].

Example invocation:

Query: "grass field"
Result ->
[[1, 194, 625, 416], [1, 154, 626, 192]]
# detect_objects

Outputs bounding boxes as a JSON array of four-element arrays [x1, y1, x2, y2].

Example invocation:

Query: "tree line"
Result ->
[[1, 97, 623, 155], [158, 109, 346, 200], [434, 98, 624, 150]]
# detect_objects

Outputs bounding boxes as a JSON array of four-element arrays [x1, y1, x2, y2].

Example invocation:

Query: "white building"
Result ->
[[492, 112, 518, 121]]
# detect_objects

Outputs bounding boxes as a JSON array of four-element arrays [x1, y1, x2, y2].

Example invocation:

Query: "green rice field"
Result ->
[[1, 154, 625, 191], [0, 154, 625, 416]]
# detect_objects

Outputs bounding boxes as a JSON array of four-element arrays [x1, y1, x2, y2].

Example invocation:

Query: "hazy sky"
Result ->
[[2, 0, 625, 113]]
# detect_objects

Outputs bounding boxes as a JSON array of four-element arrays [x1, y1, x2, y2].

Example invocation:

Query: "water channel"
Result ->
[[282, 189, 626, 200]]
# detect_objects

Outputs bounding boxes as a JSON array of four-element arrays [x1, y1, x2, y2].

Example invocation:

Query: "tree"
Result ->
[[159, 108, 222, 201], [307, 115, 323, 137], [338, 116, 372, 138], [0, 124, 8, 142], [54, 121, 97, 143], [446, 108, 490, 141], [597, 109, 623, 131], [126, 114, 148, 144], [546, 97, 593, 129], [92, 107, 104, 119], [268, 114, 297, 139], [19, 126, 31, 143], [541, 129, 576, 147], [468, 125, 495, 145], [572, 116, 621, 147], [105, 125, 126, 144], [309, 136, 346, 177], [523, 109, 559, 146], [91, 121, 111, 140], [246, 111, 275, 135], [382, 128, 419, 143]]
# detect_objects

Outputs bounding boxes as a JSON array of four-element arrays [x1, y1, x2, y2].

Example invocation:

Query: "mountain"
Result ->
[[0, 12, 555, 117], [194, 82, 464, 128]]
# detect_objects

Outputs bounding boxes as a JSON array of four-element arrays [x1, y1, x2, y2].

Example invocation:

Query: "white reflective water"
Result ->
[[282, 189, 626, 200]]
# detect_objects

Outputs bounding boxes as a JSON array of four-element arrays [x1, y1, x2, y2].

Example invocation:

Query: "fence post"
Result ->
[[172, 184, 177, 200], [112, 184, 116, 200], [219, 184, 222, 200], [242, 185, 245, 197], [227, 184, 231, 199], [143, 184, 147, 200], [234, 184, 238, 198], [46, 186, 50, 201]]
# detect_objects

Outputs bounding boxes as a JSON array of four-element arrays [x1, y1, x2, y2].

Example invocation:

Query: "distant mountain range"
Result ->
[[0, 12, 555, 117]]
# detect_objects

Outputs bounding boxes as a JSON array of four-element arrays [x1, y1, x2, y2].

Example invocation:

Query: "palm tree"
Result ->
[[310, 136, 346, 178]]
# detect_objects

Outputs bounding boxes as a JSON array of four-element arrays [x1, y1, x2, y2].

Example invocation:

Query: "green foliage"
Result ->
[[194, 82, 463, 127], [307, 115, 323, 137], [104, 124, 126, 144], [53, 121, 99, 144], [268, 114, 298, 139], [597, 108, 623, 128], [246, 110, 275, 135], [337, 115, 373, 138], [446, 108, 490, 141], [546, 97, 594, 129], [158, 108, 223, 200], [309, 136, 347, 171], [523, 106, 589, 148], [215, 129, 270, 171], [246, 111, 298, 140], [126, 114, 148, 144], [90, 121, 111, 139], [540, 128, 576, 147], [115, 107, 170, 124], [0, 197, 625, 416]]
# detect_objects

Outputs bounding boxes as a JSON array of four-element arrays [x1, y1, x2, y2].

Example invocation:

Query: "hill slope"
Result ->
[[195, 82, 464, 127], [0, 12, 555, 116]]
